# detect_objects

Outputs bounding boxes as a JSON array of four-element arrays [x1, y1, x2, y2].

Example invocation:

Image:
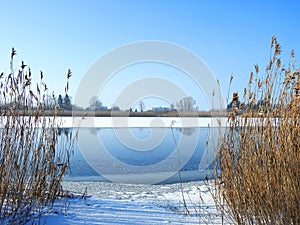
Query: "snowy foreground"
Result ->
[[39, 181, 226, 225]]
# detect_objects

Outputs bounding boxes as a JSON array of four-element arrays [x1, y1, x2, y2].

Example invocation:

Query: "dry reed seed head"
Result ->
[[67, 69, 72, 79], [37, 84, 40, 95], [289, 97, 299, 110], [232, 92, 239, 102], [249, 72, 253, 85], [284, 77, 291, 86], [276, 58, 281, 68], [41, 82, 48, 92], [293, 69, 300, 80], [11, 47, 17, 59], [254, 64, 260, 74], [230, 74, 233, 83], [296, 75, 300, 92], [21, 61, 27, 70], [290, 49, 295, 58], [258, 79, 263, 89], [266, 74, 270, 84], [40, 71, 44, 80], [275, 43, 281, 55], [267, 60, 273, 71], [271, 36, 277, 47]]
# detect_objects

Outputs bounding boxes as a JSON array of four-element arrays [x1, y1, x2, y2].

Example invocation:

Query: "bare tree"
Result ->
[[139, 101, 145, 112], [111, 105, 120, 111], [175, 97, 197, 111], [89, 96, 103, 110]]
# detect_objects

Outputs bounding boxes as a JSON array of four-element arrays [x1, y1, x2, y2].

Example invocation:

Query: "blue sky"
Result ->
[[0, 1, 299, 110]]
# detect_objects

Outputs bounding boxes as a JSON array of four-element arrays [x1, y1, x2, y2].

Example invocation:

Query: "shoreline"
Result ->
[[0, 116, 228, 128]]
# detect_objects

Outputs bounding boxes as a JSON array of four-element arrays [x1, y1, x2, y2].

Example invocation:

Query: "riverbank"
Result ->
[[2, 110, 224, 117]]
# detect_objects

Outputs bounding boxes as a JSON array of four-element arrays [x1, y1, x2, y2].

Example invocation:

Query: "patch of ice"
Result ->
[[37, 181, 226, 225]]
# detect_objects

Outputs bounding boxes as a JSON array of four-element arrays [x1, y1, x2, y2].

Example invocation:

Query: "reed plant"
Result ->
[[0, 48, 75, 224], [214, 37, 300, 224]]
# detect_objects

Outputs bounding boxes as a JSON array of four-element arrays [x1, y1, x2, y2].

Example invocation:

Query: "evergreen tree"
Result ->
[[58, 94, 63, 108], [64, 94, 72, 110]]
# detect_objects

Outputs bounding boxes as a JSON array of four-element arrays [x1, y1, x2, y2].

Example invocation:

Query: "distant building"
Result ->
[[100, 106, 108, 110], [152, 107, 170, 111], [89, 105, 108, 111]]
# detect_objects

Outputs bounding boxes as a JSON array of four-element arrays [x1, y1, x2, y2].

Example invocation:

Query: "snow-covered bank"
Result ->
[[40, 181, 225, 225]]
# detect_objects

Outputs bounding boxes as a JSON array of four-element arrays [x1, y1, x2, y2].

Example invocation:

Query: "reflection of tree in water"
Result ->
[[138, 127, 145, 132], [88, 127, 98, 135], [58, 128, 72, 138], [177, 127, 196, 136]]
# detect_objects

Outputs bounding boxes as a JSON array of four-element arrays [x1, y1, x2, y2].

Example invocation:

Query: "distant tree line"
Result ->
[[1, 94, 201, 113]]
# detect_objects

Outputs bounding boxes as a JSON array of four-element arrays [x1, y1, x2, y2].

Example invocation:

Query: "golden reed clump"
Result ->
[[0, 48, 75, 224], [214, 37, 300, 225]]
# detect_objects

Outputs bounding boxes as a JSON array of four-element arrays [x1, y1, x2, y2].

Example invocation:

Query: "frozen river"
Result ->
[[62, 117, 224, 184]]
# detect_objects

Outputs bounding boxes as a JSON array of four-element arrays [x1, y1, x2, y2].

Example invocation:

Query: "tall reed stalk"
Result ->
[[214, 37, 300, 224], [0, 48, 74, 224]]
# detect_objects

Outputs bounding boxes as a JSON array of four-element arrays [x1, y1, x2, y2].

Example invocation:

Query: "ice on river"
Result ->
[[40, 181, 225, 225]]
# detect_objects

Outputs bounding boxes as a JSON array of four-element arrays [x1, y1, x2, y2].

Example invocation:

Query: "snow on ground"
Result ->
[[40, 181, 225, 225]]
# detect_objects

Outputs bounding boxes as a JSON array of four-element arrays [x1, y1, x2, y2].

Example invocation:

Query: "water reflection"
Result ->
[[58, 127, 71, 137], [177, 127, 197, 136], [66, 127, 221, 184]]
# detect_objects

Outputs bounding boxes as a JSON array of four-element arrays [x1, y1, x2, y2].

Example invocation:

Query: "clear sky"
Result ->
[[0, 0, 299, 110]]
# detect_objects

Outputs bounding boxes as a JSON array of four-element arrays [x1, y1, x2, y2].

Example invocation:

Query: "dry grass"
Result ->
[[0, 49, 75, 224], [214, 37, 300, 224]]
